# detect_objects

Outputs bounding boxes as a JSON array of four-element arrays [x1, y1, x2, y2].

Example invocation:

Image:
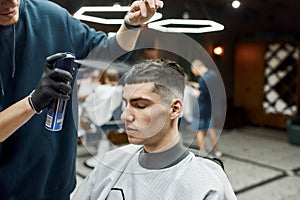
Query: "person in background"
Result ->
[[81, 68, 124, 169], [72, 59, 236, 200], [190, 59, 223, 158], [77, 69, 102, 140], [0, 0, 163, 199], [77, 69, 101, 103], [180, 73, 199, 137]]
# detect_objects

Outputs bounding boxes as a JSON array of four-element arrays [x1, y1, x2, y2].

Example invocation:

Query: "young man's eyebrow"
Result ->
[[131, 97, 152, 103], [122, 97, 152, 104]]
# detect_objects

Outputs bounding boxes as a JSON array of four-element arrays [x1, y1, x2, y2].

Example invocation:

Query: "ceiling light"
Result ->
[[74, 7, 224, 34], [147, 19, 224, 34], [213, 46, 224, 56], [74, 6, 162, 25], [232, 0, 241, 9]]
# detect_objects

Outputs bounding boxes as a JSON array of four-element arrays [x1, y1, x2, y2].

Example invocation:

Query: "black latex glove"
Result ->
[[31, 53, 73, 112]]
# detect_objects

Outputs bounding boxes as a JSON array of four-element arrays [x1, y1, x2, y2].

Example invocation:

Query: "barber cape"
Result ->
[[72, 145, 237, 200]]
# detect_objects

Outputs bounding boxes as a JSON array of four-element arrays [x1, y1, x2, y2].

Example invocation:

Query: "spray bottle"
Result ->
[[45, 53, 75, 131]]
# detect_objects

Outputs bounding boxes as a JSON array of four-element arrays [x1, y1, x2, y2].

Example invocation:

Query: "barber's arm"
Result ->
[[0, 97, 35, 142], [0, 53, 72, 142], [116, 0, 163, 51]]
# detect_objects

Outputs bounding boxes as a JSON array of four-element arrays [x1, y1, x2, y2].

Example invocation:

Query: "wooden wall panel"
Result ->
[[234, 42, 266, 112], [234, 42, 288, 129], [234, 42, 300, 129]]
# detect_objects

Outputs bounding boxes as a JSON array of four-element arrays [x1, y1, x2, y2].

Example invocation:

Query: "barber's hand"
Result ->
[[31, 53, 73, 112], [125, 0, 164, 26]]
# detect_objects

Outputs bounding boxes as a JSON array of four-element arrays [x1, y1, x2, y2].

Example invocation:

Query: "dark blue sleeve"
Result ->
[[66, 15, 129, 62]]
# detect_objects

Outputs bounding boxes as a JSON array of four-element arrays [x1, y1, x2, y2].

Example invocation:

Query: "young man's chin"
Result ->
[[127, 136, 144, 145]]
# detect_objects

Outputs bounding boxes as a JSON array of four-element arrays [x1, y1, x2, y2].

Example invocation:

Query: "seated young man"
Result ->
[[72, 59, 236, 200]]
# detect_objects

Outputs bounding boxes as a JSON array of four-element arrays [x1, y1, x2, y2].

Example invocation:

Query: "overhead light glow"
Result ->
[[213, 46, 224, 56], [147, 19, 225, 34], [232, 0, 241, 9]]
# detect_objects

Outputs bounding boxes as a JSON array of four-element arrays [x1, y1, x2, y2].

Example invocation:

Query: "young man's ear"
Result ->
[[169, 99, 182, 119]]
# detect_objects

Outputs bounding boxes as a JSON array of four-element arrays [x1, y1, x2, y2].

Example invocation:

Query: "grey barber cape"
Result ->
[[72, 144, 236, 200]]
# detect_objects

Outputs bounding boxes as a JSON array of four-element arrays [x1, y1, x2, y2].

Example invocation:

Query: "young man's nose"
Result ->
[[121, 108, 134, 122]]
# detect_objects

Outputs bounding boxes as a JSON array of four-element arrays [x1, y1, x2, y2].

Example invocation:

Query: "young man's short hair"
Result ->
[[121, 59, 186, 103]]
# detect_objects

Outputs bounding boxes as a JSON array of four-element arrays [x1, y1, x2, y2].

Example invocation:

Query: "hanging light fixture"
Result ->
[[73, 6, 162, 25], [73, 6, 225, 34], [147, 19, 224, 34]]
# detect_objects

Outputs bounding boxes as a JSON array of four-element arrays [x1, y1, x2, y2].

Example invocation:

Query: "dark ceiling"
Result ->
[[51, 0, 300, 39]]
